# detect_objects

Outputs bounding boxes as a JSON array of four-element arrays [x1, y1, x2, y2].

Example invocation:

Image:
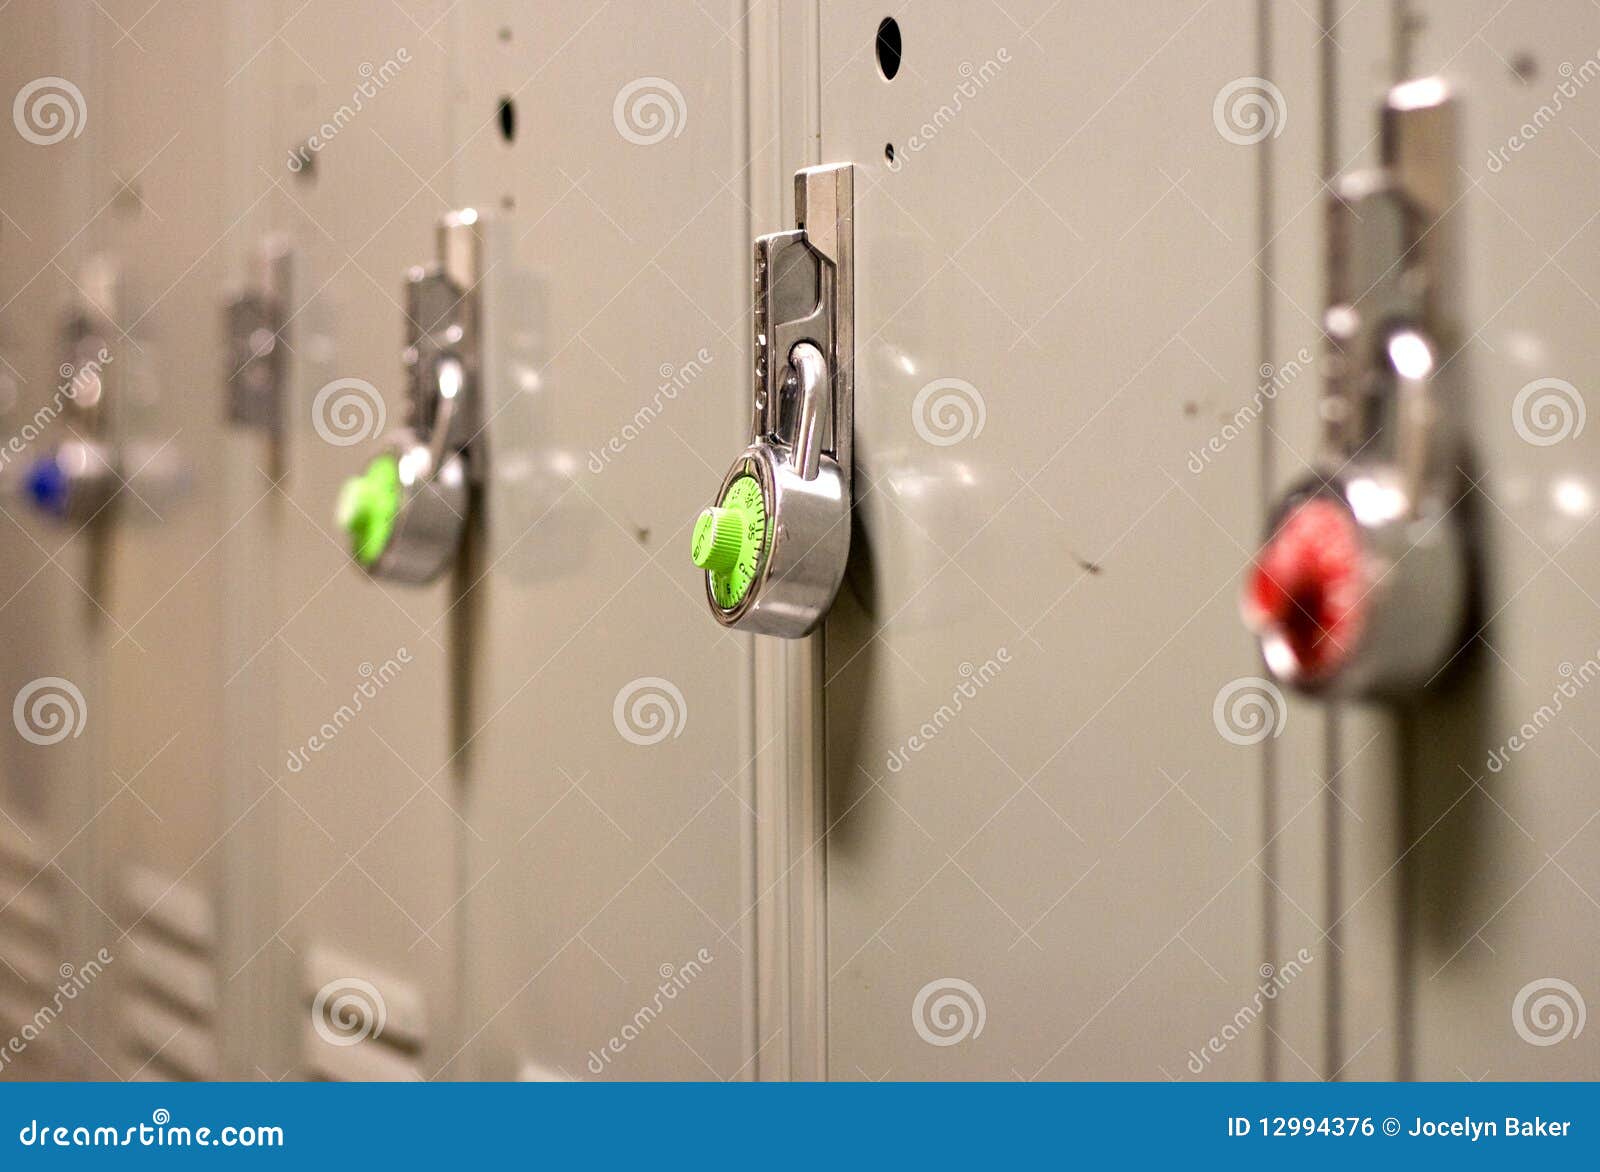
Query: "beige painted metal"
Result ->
[[817, 0, 1268, 1079], [225, 0, 466, 1080], [1319, 0, 1600, 1081], [0, 0, 104, 1082], [447, 1, 758, 1080]]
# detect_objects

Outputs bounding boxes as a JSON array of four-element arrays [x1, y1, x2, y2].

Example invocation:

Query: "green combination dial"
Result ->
[[336, 453, 402, 566], [692, 474, 767, 609]]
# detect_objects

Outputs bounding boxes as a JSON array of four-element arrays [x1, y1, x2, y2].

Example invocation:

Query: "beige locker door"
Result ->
[[1266, 1, 1409, 1082], [0, 0, 115, 1081], [221, 0, 466, 1081], [1322, 0, 1600, 1081], [83, 0, 248, 1081], [447, 1, 758, 1080], [814, 1, 1270, 1079]]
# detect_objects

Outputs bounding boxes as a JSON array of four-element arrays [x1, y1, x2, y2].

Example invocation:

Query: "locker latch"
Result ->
[[691, 163, 854, 637], [225, 237, 291, 478], [336, 209, 485, 585], [1244, 78, 1469, 695]]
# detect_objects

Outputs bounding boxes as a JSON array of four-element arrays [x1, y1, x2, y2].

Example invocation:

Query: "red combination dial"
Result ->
[[1244, 497, 1368, 683]]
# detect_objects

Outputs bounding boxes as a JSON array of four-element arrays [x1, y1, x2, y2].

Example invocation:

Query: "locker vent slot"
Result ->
[[0, 818, 65, 1072], [299, 943, 427, 1081], [117, 866, 219, 1080]]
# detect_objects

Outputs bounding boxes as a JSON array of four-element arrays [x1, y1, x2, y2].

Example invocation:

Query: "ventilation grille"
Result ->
[[117, 864, 219, 1080], [0, 819, 66, 1075], [299, 944, 427, 1081]]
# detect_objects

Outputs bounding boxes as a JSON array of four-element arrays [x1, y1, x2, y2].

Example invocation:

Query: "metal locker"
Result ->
[[1304, 0, 1600, 1081], [227, 0, 467, 1080], [448, 0, 757, 1081], [807, 0, 1270, 1078], [0, 0, 106, 1082]]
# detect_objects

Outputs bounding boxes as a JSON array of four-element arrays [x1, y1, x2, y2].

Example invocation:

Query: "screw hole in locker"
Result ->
[[884, 142, 895, 167], [875, 17, 902, 80], [497, 96, 517, 143]]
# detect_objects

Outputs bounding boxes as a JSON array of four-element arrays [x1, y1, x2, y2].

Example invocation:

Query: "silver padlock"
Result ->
[[1244, 78, 1468, 696], [691, 164, 854, 637], [337, 209, 484, 585]]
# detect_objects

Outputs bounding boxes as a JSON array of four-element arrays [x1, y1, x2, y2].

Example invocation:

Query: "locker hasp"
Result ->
[[692, 163, 854, 638]]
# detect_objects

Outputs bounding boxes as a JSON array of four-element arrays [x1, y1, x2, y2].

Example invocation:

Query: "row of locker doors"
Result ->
[[0, 1, 1596, 1081]]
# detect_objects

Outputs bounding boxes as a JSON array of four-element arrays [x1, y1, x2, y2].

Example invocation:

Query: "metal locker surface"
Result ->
[[84, 0, 246, 1082], [227, 0, 467, 1081], [1265, 0, 1407, 1083], [447, 0, 758, 1082], [0, 0, 105, 1082], [1331, 0, 1600, 1081], [816, 1, 1268, 1078]]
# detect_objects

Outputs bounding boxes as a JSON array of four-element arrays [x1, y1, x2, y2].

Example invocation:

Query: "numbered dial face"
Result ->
[[692, 474, 768, 610]]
